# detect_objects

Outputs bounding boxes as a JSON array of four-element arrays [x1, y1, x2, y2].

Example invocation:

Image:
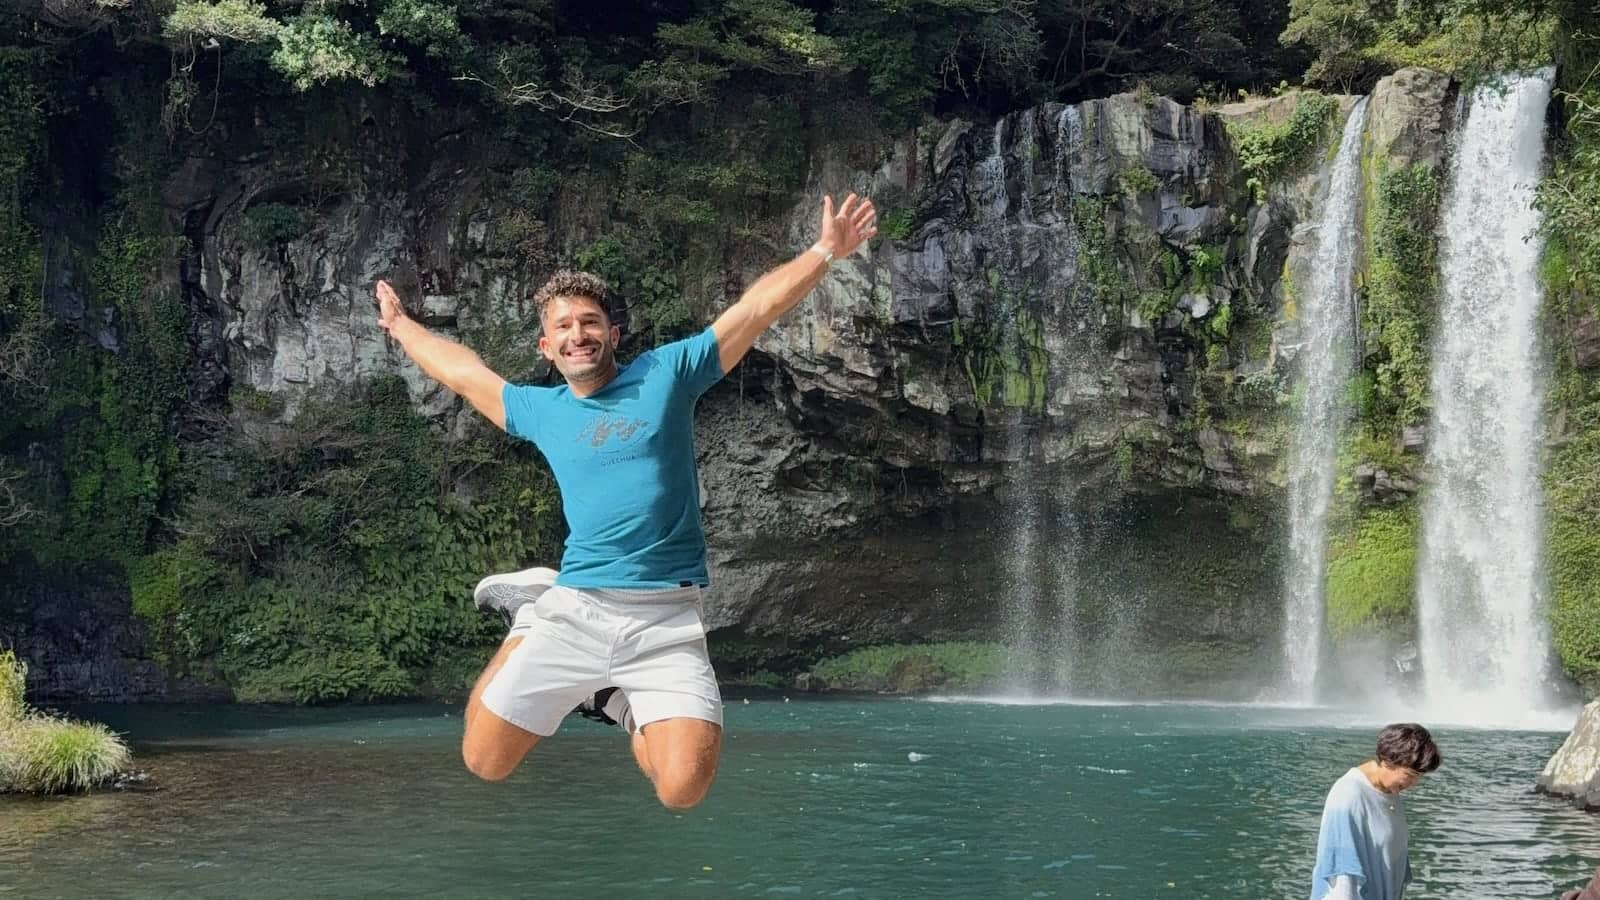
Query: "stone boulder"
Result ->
[[1367, 68, 1454, 172], [1536, 701, 1600, 810]]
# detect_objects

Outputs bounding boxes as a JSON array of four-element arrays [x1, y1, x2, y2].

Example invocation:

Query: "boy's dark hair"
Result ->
[[1375, 722, 1442, 773], [533, 270, 611, 323]]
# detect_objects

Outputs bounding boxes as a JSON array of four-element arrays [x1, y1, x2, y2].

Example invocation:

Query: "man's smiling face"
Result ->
[[539, 295, 620, 389]]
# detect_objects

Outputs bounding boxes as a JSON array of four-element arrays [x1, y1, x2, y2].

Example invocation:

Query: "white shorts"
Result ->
[[478, 583, 722, 737]]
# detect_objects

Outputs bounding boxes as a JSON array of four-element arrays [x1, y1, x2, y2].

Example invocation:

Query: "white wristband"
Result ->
[[808, 243, 834, 265]]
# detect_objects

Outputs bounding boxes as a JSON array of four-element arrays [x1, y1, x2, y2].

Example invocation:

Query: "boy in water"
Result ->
[[1310, 723, 1443, 900]]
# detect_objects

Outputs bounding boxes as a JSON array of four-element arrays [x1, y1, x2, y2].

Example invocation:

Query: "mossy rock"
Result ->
[[1325, 505, 1419, 640], [808, 642, 1007, 694]]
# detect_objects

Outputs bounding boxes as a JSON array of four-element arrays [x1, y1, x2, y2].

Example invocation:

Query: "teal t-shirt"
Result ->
[[501, 327, 724, 589]]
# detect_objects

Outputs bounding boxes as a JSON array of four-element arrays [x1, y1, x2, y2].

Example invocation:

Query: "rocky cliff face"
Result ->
[[7, 71, 1462, 698], [0, 568, 166, 703], [177, 80, 1455, 635]]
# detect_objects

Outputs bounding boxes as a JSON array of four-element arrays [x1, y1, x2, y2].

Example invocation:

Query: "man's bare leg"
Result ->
[[629, 717, 722, 809], [462, 636, 541, 781]]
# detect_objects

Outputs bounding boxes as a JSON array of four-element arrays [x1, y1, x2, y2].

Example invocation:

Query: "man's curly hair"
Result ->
[[534, 271, 612, 324]]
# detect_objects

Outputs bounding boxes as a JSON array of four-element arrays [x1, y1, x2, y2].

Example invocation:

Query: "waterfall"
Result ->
[[977, 119, 1010, 222], [1001, 432, 1048, 693], [991, 107, 1085, 696], [1279, 98, 1370, 703], [1417, 69, 1559, 722], [1054, 106, 1081, 209], [1000, 452, 1087, 696]]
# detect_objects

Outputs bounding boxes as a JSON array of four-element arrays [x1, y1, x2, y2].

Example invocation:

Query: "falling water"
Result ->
[[1001, 430, 1049, 693], [1016, 109, 1040, 227], [977, 119, 1010, 222], [1279, 98, 1370, 703], [992, 107, 1087, 695], [1417, 70, 1559, 723], [1054, 106, 1083, 208], [978, 112, 1042, 691]]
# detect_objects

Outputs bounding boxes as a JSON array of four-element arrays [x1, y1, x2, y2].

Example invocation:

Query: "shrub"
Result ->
[[1117, 167, 1160, 199], [0, 650, 23, 723], [1225, 92, 1339, 202], [164, 0, 282, 44], [0, 716, 131, 794], [241, 202, 308, 248], [878, 208, 916, 240], [133, 377, 564, 703]]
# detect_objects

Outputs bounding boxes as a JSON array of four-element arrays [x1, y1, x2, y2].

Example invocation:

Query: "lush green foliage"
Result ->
[[1541, 33, 1600, 303], [1362, 161, 1441, 428], [41, 0, 1310, 138], [1547, 382, 1600, 691], [1541, 39, 1600, 690], [576, 235, 691, 345], [1224, 91, 1338, 201], [1071, 196, 1133, 309], [877, 208, 917, 241], [1324, 505, 1418, 639], [1282, 0, 1552, 88], [809, 642, 1007, 693], [0, 59, 191, 569], [135, 377, 563, 702]]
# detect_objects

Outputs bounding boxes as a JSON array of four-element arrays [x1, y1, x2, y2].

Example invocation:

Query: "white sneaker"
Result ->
[[472, 565, 558, 627]]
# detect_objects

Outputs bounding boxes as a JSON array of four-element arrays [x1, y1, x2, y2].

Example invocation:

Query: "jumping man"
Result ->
[[374, 193, 877, 808]]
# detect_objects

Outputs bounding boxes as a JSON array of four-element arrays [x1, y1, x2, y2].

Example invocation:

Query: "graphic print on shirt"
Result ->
[[579, 414, 652, 465]]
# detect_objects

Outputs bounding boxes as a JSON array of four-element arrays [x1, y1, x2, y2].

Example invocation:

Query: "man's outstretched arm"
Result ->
[[375, 279, 509, 430], [712, 193, 877, 374]]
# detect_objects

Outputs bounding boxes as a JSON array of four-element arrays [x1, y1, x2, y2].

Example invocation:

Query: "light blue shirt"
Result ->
[[1310, 767, 1412, 900], [501, 327, 723, 589]]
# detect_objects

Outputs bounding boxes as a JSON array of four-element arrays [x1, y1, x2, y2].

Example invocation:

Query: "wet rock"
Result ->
[[1355, 464, 1420, 504], [1536, 701, 1600, 810], [1572, 309, 1600, 371], [1400, 425, 1427, 454]]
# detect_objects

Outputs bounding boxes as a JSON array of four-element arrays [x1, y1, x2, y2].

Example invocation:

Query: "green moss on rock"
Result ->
[[1324, 505, 1419, 640], [1361, 154, 1441, 428], [809, 642, 1007, 693], [1225, 92, 1339, 202]]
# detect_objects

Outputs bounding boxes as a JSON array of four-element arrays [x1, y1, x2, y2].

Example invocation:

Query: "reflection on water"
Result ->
[[1, 699, 1594, 899]]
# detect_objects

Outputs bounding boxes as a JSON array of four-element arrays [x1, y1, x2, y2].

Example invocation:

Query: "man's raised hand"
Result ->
[[817, 193, 878, 259], [375, 279, 408, 333]]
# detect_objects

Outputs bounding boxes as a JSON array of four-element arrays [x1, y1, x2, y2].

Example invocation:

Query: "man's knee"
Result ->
[[460, 708, 539, 782], [462, 744, 520, 782], [653, 769, 714, 809], [638, 717, 721, 808]]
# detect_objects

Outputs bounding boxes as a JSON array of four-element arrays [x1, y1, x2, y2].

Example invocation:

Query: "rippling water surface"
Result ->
[[1, 698, 1593, 898]]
